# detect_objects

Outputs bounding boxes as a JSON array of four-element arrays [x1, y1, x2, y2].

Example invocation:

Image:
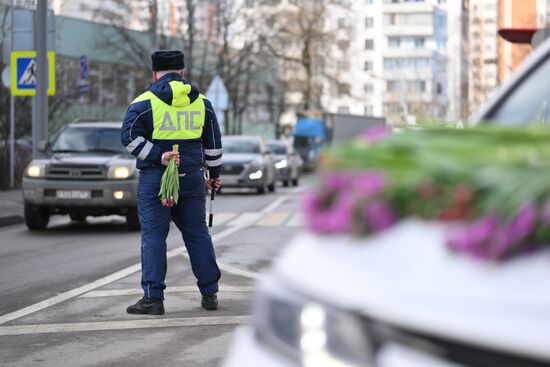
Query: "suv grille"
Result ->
[[222, 163, 245, 175], [47, 164, 105, 180]]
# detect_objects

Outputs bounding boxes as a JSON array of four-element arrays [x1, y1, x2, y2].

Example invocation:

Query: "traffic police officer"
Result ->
[[121, 50, 222, 315]]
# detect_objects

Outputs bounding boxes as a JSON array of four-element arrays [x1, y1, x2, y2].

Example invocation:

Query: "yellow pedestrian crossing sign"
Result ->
[[10, 51, 56, 96]]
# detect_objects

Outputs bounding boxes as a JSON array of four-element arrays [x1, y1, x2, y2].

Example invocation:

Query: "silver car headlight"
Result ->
[[275, 159, 288, 169], [107, 165, 134, 179], [25, 162, 46, 178], [254, 283, 373, 367]]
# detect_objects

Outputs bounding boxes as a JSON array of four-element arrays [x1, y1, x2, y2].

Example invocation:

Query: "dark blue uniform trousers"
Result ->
[[138, 167, 220, 299]]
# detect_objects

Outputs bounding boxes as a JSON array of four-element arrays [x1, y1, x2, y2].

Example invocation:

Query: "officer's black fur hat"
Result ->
[[151, 50, 185, 72]]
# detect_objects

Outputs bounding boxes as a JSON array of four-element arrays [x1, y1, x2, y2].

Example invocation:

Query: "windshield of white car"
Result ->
[[52, 127, 126, 154], [488, 57, 550, 126], [267, 144, 287, 155], [223, 140, 261, 154]]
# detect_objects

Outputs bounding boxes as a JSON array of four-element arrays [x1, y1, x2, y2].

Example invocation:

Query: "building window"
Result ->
[[364, 61, 373, 71], [245, 0, 254, 6], [435, 14, 446, 27], [337, 61, 351, 71], [338, 106, 350, 113], [338, 83, 351, 95], [365, 17, 374, 28], [365, 39, 374, 50], [408, 80, 426, 93], [388, 37, 401, 48], [338, 17, 347, 29], [384, 14, 396, 25], [365, 83, 374, 93], [414, 37, 425, 48], [365, 105, 374, 115], [387, 80, 401, 92]]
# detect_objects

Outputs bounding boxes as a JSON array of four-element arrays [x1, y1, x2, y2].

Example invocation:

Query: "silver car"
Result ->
[[267, 140, 302, 187], [22, 121, 139, 230], [221, 136, 277, 194]]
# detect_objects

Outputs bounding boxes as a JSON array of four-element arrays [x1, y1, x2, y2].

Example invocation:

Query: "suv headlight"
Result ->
[[275, 159, 288, 169], [107, 165, 133, 179], [254, 284, 373, 367], [25, 162, 46, 178]]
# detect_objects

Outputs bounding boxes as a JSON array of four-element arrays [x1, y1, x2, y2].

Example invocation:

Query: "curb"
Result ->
[[0, 216, 24, 227]]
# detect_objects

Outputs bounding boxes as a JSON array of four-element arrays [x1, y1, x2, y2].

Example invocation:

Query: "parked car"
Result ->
[[224, 37, 550, 367], [221, 136, 277, 194], [471, 33, 550, 125], [267, 140, 302, 187], [22, 121, 139, 230]]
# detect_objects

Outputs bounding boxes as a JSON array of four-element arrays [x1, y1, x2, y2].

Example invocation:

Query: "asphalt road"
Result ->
[[0, 178, 312, 367]]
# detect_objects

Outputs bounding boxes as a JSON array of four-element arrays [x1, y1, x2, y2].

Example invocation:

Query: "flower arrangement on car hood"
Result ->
[[305, 126, 550, 261]]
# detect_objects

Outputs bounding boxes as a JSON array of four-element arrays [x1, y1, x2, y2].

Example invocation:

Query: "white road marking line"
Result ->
[[0, 263, 141, 326], [0, 195, 289, 326], [211, 212, 238, 226], [255, 212, 290, 226], [0, 316, 252, 336], [215, 261, 263, 281], [262, 196, 287, 213], [226, 212, 264, 227], [287, 213, 303, 227], [0, 225, 245, 326], [80, 286, 256, 298]]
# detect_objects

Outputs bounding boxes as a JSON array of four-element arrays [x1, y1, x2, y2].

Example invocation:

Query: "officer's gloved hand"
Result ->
[[206, 178, 221, 192], [161, 152, 180, 166]]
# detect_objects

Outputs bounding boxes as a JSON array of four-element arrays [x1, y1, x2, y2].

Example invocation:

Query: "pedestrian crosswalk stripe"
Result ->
[[226, 212, 264, 227], [80, 285, 256, 298], [209, 212, 304, 227], [287, 213, 303, 227], [255, 212, 290, 226], [212, 212, 238, 226]]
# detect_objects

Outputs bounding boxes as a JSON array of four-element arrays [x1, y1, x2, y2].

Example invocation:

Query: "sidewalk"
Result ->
[[0, 189, 24, 227]]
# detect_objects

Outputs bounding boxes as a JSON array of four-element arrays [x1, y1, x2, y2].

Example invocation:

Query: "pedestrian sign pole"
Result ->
[[10, 51, 56, 96]]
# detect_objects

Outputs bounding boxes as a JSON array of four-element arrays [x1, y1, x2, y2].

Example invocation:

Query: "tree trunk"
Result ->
[[186, 0, 195, 81]]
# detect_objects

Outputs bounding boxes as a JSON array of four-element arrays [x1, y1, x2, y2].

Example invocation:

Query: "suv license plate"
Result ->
[[56, 190, 91, 199]]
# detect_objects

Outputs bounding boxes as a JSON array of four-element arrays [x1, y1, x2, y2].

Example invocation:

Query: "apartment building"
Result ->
[[324, 0, 450, 124], [468, 0, 499, 115], [498, 0, 537, 82]]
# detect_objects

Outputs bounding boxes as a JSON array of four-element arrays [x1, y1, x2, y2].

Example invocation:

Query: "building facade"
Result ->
[[468, 0, 499, 115], [498, 0, 537, 82], [323, 0, 450, 125]]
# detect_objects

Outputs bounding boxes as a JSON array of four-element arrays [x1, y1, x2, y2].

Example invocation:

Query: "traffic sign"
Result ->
[[79, 55, 90, 93], [2, 66, 10, 88], [206, 75, 229, 111], [10, 51, 56, 96]]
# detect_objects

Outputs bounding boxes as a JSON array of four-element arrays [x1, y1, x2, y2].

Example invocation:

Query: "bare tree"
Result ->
[[257, 0, 352, 113]]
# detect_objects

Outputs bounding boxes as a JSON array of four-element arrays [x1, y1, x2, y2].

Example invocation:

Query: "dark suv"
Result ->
[[22, 121, 139, 230]]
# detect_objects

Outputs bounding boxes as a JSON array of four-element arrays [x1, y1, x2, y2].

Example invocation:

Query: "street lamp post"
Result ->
[[34, 0, 48, 157]]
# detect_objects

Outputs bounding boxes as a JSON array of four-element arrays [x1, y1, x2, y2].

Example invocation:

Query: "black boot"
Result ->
[[201, 294, 218, 310], [127, 297, 165, 315]]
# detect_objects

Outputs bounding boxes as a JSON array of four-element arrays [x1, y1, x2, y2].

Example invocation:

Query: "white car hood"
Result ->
[[273, 220, 550, 361]]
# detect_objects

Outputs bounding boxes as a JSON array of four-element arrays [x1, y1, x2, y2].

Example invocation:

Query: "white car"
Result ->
[[224, 38, 550, 367], [225, 221, 550, 367]]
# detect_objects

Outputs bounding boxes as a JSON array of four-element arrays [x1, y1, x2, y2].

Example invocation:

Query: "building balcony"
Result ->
[[382, 48, 435, 58], [381, 68, 435, 80], [383, 24, 435, 37], [384, 88, 435, 101], [382, 2, 435, 13]]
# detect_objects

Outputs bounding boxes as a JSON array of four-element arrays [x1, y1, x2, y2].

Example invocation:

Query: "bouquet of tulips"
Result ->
[[159, 144, 179, 207], [305, 126, 550, 261]]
